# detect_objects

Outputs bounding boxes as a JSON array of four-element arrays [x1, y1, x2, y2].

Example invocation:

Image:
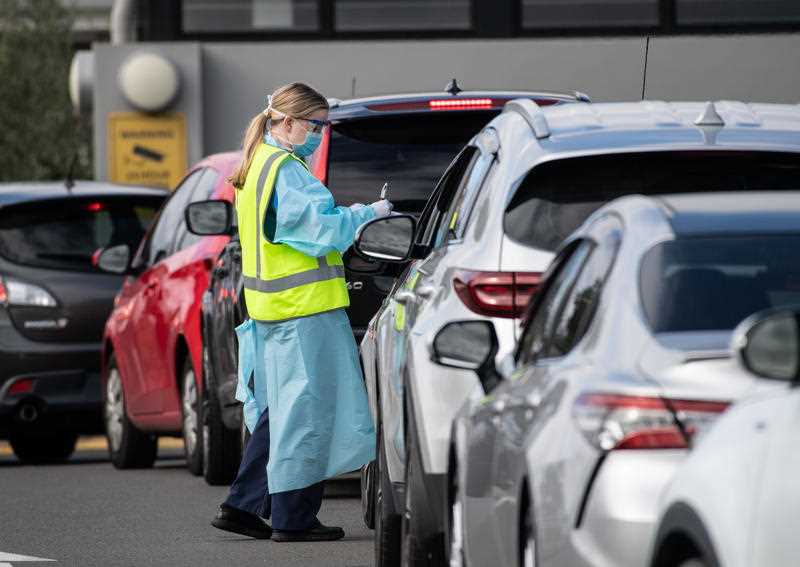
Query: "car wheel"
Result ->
[[361, 459, 376, 529], [181, 358, 203, 475], [446, 460, 466, 567], [374, 421, 401, 567], [401, 415, 444, 567], [9, 431, 78, 464], [104, 356, 157, 469], [520, 495, 536, 567], [201, 344, 242, 485], [678, 561, 709, 567]]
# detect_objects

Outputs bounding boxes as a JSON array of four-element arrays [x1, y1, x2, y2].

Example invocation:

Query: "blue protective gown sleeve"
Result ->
[[263, 156, 376, 257]]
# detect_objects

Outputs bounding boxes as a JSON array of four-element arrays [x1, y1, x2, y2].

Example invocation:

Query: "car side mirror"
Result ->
[[733, 308, 800, 383], [185, 200, 233, 236], [354, 214, 416, 263], [93, 244, 131, 274], [431, 320, 501, 392]]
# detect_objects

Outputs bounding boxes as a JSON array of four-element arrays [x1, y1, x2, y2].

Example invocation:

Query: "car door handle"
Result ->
[[415, 284, 436, 299], [491, 396, 540, 415], [395, 290, 415, 304]]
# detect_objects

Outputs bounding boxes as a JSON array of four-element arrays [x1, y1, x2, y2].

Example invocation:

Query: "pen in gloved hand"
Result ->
[[380, 182, 389, 201]]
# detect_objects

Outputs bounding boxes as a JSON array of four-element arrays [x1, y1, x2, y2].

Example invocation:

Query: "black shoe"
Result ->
[[211, 504, 272, 539], [271, 521, 345, 542]]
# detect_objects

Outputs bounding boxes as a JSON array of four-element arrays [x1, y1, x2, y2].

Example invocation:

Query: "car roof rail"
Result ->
[[504, 98, 551, 139], [574, 90, 591, 103]]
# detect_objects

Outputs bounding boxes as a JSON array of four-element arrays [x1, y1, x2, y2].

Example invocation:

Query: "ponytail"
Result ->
[[228, 82, 329, 190]]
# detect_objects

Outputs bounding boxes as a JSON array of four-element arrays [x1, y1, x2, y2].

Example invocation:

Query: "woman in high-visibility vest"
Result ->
[[211, 82, 392, 542]]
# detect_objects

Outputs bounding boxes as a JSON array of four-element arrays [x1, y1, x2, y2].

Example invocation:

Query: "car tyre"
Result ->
[[104, 355, 157, 469], [678, 561, 709, 567], [375, 421, 401, 567], [181, 357, 203, 476], [201, 343, 242, 485], [445, 456, 466, 567], [401, 413, 444, 567], [9, 431, 78, 464], [519, 491, 536, 567]]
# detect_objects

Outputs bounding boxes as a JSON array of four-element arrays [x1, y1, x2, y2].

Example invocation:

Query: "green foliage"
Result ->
[[0, 0, 92, 182]]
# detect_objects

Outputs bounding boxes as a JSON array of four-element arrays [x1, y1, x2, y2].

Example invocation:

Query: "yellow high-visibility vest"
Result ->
[[235, 143, 349, 322]]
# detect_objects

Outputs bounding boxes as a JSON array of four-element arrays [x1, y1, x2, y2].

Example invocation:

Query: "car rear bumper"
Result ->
[[570, 450, 685, 567], [0, 316, 104, 437]]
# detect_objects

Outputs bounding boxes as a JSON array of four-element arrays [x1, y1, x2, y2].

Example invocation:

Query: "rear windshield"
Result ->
[[640, 235, 800, 333], [326, 112, 499, 211], [505, 151, 800, 251], [0, 196, 164, 272]]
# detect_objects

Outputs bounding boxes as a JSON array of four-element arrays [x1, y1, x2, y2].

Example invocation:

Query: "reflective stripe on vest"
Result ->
[[237, 143, 350, 322], [243, 255, 345, 293]]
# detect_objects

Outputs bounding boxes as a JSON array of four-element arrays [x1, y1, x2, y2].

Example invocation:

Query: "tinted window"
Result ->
[[518, 241, 592, 365], [175, 168, 221, 251], [676, 0, 800, 25], [505, 151, 800, 252], [183, 0, 319, 32], [547, 221, 621, 357], [136, 168, 204, 267], [0, 196, 163, 273], [335, 0, 471, 30], [640, 235, 800, 333], [522, 0, 659, 28], [442, 149, 494, 241], [325, 112, 498, 211]]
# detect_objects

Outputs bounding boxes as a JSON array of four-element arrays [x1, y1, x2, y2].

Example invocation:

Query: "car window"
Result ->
[[134, 168, 204, 268], [0, 195, 163, 273], [504, 151, 800, 252], [321, 111, 499, 212], [640, 234, 800, 333], [517, 241, 592, 365], [175, 167, 221, 252], [417, 146, 477, 250], [546, 218, 622, 357], [442, 148, 495, 242]]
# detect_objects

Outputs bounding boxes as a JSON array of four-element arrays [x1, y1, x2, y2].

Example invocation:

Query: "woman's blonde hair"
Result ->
[[228, 82, 329, 189]]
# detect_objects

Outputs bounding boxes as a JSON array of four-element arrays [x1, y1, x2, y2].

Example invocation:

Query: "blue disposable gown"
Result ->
[[235, 134, 377, 493]]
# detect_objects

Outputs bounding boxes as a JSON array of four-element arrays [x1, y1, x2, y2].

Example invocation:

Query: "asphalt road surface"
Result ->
[[0, 438, 371, 567]]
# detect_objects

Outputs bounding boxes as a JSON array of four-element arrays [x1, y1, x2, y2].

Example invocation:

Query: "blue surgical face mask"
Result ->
[[292, 130, 322, 157]]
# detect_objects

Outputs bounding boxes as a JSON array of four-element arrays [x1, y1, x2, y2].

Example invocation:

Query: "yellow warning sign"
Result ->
[[107, 112, 187, 189]]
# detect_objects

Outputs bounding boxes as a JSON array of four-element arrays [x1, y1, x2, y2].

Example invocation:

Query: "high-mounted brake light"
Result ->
[[86, 202, 104, 212], [453, 270, 541, 318], [429, 98, 493, 109], [573, 393, 730, 451]]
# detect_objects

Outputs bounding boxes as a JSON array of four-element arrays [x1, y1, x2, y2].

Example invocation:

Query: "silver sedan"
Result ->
[[437, 191, 800, 567]]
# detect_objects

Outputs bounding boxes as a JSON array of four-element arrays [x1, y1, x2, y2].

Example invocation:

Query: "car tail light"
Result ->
[[86, 202, 104, 212], [573, 393, 730, 451], [0, 276, 57, 307], [8, 378, 34, 395], [453, 270, 541, 318]]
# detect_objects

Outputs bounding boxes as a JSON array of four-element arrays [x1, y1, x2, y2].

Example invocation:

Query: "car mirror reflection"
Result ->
[[734, 308, 800, 383], [431, 320, 502, 392], [185, 200, 233, 236], [354, 214, 416, 263], [94, 244, 131, 274]]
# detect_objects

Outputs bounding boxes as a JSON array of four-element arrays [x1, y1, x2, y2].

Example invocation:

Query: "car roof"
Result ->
[[0, 180, 167, 208], [329, 89, 585, 120], [517, 101, 800, 155], [656, 191, 800, 236], [193, 151, 241, 173]]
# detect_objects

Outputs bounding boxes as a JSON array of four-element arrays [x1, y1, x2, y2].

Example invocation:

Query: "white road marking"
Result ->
[[0, 551, 55, 562]]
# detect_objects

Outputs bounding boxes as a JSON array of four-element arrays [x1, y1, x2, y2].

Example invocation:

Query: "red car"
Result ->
[[98, 152, 238, 472]]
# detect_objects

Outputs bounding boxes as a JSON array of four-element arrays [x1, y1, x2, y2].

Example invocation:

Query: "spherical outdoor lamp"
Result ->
[[118, 51, 180, 113]]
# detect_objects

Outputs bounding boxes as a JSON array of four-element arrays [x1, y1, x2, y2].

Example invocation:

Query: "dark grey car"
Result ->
[[0, 181, 165, 463]]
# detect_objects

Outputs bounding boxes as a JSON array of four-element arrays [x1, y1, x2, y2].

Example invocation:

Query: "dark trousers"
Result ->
[[224, 408, 324, 531]]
